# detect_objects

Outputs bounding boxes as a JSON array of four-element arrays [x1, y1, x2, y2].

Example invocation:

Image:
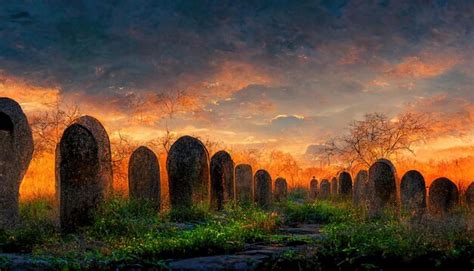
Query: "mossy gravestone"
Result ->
[[128, 146, 161, 211], [0, 98, 33, 228], [309, 177, 318, 200], [466, 182, 474, 211], [254, 170, 272, 209], [167, 136, 210, 209], [320, 179, 330, 199], [331, 177, 338, 195], [235, 164, 253, 204], [274, 177, 288, 202], [338, 171, 352, 197], [429, 177, 459, 215], [210, 150, 235, 211], [353, 170, 367, 206], [400, 170, 426, 216], [367, 159, 398, 216]]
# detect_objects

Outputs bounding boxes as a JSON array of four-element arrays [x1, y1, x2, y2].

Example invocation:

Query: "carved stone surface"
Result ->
[[466, 182, 474, 211], [210, 150, 235, 210], [367, 159, 398, 215], [331, 177, 338, 195], [400, 170, 426, 216], [274, 177, 288, 202], [338, 171, 352, 197], [235, 164, 253, 204], [167, 136, 210, 209], [0, 98, 33, 228], [128, 146, 161, 211], [319, 179, 330, 199], [353, 170, 368, 206], [254, 170, 272, 209], [429, 177, 459, 215], [309, 177, 318, 200]]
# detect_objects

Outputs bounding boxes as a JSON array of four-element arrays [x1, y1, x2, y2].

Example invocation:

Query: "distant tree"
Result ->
[[320, 112, 430, 168]]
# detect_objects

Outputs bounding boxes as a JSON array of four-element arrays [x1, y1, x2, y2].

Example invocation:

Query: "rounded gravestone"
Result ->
[[0, 98, 33, 228], [429, 177, 459, 215], [338, 171, 352, 197], [210, 150, 235, 211], [320, 179, 330, 199], [353, 170, 368, 206], [128, 146, 161, 211], [331, 177, 338, 195], [167, 136, 210, 209], [254, 170, 272, 209], [400, 170, 426, 216], [309, 177, 318, 200], [367, 159, 398, 216], [466, 182, 474, 211], [274, 177, 288, 202], [235, 164, 253, 204], [59, 124, 102, 232]]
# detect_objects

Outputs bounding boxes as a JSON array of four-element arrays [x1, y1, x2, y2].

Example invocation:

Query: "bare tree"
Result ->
[[320, 112, 430, 168]]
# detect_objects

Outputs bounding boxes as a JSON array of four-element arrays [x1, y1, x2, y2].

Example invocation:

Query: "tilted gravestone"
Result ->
[[128, 146, 161, 211], [466, 182, 474, 211], [367, 159, 398, 216], [167, 136, 210, 209], [319, 179, 330, 199], [210, 150, 235, 211], [353, 170, 368, 206], [235, 164, 253, 204], [254, 170, 272, 209], [429, 177, 459, 215], [338, 171, 352, 197], [309, 177, 318, 200], [0, 98, 33, 228], [274, 177, 288, 202], [331, 177, 338, 195], [58, 123, 105, 232], [400, 170, 426, 216]]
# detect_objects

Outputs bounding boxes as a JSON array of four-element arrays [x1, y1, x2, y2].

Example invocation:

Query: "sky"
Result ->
[[1, 0, 474, 161]]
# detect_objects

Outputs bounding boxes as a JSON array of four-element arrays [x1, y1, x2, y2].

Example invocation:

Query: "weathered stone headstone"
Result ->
[[210, 150, 235, 210], [331, 177, 338, 195], [429, 177, 459, 215], [167, 136, 210, 209], [319, 179, 330, 199], [367, 159, 398, 216], [58, 123, 103, 232], [274, 177, 288, 202], [309, 177, 318, 200], [400, 170, 426, 216], [235, 164, 253, 204], [128, 146, 161, 211], [353, 170, 368, 206], [254, 170, 272, 209], [0, 98, 33, 228], [338, 171, 352, 197], [466, 182, 474, 211]]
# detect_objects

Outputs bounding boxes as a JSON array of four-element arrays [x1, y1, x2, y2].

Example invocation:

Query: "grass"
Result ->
[[0, 197, 472, 270]]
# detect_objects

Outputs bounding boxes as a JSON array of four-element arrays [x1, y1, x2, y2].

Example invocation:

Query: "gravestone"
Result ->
[[338, 171, 352, 197], [210, 150, 235, 210], [254, 170, 272, 209], [309, 177, 318, 200], [466, 182, 474, 211], [331, 177, 338, 195], [319, 179, 330, 199], [274, 177, 288, 202], [400, 170, 426, 216], [367, 159, 398, 216], [128, 146, 161, 211], [0, 98, 33, 228], [429, 177, 459, 215], [167, 136, 210, 209], [353, 170, 368, 206], [235, 164, 253, 204], [58, 123, 103, 232]]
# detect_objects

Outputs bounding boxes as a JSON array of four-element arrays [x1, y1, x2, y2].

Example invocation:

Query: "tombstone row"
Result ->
[[308, 159, 474, 216]]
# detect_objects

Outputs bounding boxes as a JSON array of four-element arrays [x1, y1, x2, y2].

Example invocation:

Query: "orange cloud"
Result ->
[[386, 54, 459, 79]]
